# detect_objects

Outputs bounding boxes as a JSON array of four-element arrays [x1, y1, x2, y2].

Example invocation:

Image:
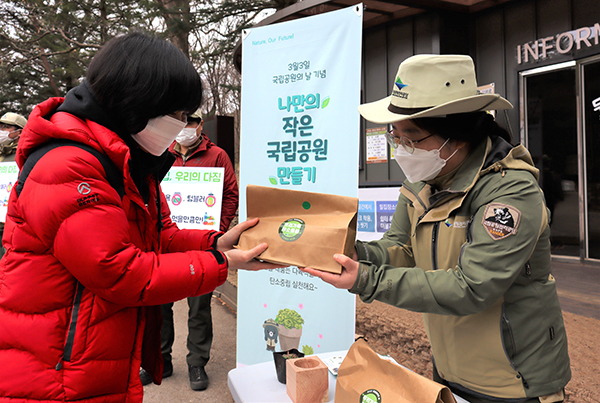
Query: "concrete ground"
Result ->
[[552, 260, 600, 320], [142, 293, 237, 403], [142, 260, 600, 402]]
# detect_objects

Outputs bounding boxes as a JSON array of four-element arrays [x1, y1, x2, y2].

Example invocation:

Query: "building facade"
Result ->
[[238, 0, 600, 262], [358, 0, 599, 262]]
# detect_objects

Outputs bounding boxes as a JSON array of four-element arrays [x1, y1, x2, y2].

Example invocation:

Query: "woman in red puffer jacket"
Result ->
[[0, 32, 275, 403]]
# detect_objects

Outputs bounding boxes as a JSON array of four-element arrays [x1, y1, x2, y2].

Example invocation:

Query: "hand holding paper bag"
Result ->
[[236, 185, 358, 273], [217, 217, 281, 271], [301, 251, 360, 289]]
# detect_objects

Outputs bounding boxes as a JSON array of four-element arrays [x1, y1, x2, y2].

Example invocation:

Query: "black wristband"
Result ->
[[207, 249, 226, 265], [211, 233, 224, 250]]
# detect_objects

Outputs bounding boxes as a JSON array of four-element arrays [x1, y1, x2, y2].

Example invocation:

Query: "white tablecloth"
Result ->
[[227, 350, 469, 403]]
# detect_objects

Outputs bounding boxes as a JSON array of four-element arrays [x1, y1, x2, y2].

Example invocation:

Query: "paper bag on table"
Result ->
[[236, 185, 358, 274], [335, 339, 456, 403]]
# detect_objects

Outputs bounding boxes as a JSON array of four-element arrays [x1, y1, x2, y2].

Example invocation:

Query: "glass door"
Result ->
[[582, 57, 600, 260], [521, 63, 580, 257]]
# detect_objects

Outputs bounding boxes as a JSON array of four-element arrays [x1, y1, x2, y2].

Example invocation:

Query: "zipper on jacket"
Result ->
[[412, 211, 428, 238], [403, 184, 427, 211], [525, 261, 532, 280], [457, 215, 476, 270], [501, 307, 529, 388], [517, 371, 529, 389], [403, 184, 431, 238], [155, 177, 163, 248], [457, 216, 471, 268], [404, 184, 428, 234], [501, 311, 517, 362], [431, 222, 439, 270], [465, 215, 475, 244], [56, 281, 85, 370]]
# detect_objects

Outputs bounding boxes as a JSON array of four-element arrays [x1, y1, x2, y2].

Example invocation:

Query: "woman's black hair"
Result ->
[[411, 112, 512, 146], [86, 31, 203, 134]]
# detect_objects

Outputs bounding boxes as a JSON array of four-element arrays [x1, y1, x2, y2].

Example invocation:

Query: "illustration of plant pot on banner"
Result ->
[[275, 308, 304, 351]]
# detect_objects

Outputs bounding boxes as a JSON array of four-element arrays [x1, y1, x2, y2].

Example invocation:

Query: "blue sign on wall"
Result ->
[[358, 201, 375, 232], [377, 200, 397, 232]]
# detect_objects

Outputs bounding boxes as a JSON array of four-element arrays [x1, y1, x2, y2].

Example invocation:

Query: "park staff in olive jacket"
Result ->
[[303, 55, 570, 403]]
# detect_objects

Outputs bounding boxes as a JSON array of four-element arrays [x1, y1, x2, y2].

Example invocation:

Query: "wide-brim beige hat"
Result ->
[[0, 112, 27, 129], [189, 108, 202, 120], [358, 54, 513, 124]]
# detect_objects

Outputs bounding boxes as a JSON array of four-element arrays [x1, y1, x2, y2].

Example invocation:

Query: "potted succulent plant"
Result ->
[[275, 308, 304, 351], [273, 348, 305, 384]]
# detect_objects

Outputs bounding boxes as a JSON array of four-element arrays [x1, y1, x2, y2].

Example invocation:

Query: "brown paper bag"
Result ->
[[335, 339, 457, 403], [237, 185, 358, 273]]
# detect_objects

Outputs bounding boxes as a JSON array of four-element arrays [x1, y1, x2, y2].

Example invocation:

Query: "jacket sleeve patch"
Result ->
[[481, 203, 521, 240]]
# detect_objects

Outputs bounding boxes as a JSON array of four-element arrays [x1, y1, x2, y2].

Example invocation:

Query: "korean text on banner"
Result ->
[[0, 162, 18, 222], [237, 5, 363, 366], [161, 166, 224, 230]]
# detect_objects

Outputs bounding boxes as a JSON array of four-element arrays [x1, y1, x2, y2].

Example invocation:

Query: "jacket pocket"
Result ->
[[501, 305, 517, 364], [56, 281, 85, 370]]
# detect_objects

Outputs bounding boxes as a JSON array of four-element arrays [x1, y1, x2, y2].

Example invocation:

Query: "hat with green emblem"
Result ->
[[358, 54, 513, 124]]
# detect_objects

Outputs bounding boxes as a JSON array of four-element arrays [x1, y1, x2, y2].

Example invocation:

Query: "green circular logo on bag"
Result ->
[[360, 389, 381, 403], [278, 218, 305, 242]]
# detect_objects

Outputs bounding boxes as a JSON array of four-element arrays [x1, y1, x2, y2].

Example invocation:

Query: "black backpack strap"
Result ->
[[16, 140, 124, 198]]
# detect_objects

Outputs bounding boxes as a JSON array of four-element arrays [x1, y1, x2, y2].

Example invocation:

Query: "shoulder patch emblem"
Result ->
[[482, 203, 521, 240]]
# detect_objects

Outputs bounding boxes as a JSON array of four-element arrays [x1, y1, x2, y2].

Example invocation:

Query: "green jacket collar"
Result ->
[[0, 140, 18, 157]]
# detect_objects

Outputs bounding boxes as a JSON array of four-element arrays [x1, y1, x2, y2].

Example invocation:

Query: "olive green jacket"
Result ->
[[352, 136, 570, 400], [0, 140, 18, 162]]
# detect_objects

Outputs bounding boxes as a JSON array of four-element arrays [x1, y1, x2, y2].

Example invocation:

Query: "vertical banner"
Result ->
[[0, 162, 18, 222], [238, 5, 363, 366], [161, 167, 224, 230]]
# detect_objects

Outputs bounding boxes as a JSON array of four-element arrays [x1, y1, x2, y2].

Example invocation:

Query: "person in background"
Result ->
[[139, 109, 239, 391], [0, 112, 27, 258], [0, 112, 27, 162], [0, 32, 277, 403], [171, 109, 238, 232], [303, 54, 570, 403]]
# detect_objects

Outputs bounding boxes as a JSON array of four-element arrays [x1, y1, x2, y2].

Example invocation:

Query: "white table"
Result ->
[[227, 350, 469, 403]]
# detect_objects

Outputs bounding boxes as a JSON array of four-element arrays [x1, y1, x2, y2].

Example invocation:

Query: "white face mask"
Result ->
[[131, 115, 186, 156], [393, 138, 458, 182], [0, 130, 17, 146], [175, 127, 199, 147]]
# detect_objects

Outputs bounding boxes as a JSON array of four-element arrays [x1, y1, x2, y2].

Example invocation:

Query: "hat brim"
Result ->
[[358, 94, 513, 124], [0, 118, 26, 129], [0, 118, 18, 128]]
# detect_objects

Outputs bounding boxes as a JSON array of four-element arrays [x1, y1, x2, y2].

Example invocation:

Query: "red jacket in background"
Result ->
[[0, 98, 228, 403], [169, 135, 239, 232]]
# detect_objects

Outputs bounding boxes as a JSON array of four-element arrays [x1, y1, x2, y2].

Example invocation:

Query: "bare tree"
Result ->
[[154, 0, 191, 57], [185, 0, 300, 116], [0, 0, 156, 113], [0, 0, 298, 116]]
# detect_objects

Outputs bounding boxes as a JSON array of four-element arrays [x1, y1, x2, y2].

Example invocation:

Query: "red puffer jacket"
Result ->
[[0, 98, 228, 402]]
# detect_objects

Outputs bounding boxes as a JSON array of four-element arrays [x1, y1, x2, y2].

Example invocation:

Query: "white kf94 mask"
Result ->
[[393, 138, 458, 182], [132, 115, 186, 156]]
